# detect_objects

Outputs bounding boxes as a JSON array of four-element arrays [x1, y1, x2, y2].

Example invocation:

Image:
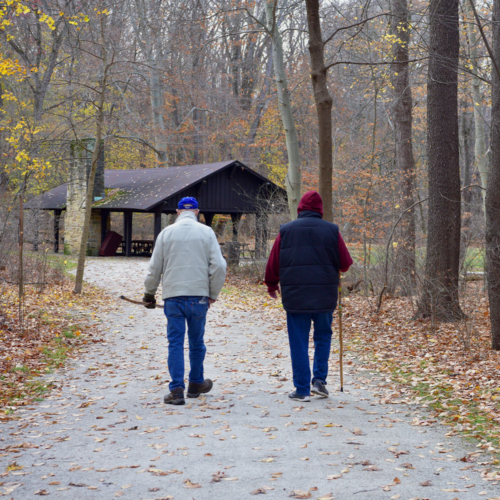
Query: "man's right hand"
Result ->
[[143, 293, 157, 309], [268, 290, 278, 299]]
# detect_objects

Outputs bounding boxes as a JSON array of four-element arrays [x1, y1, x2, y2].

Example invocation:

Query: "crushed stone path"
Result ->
[[1, 257, 499, 499]]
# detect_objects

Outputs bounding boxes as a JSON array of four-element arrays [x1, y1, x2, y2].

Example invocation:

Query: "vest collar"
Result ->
[[297, 210, 323, 219]]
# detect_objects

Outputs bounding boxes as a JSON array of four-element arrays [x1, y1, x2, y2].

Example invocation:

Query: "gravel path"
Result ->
[[1, 257, 499, 499]]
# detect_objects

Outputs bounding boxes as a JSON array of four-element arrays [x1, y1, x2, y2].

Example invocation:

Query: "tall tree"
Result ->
[[265, 0, 301, 220], [416, 0, 463, 320], [304, 0, 333, 223], [487, 0, 500, 349], [464, 0, 488, 213], [74, 5, 111, 294], [130, 0, 168, 165], [390, 0, 416, 291]]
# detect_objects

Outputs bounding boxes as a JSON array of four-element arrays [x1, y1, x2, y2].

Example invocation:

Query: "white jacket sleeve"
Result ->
[[208, 230, 227, 300], [144, 233, 165, 296]]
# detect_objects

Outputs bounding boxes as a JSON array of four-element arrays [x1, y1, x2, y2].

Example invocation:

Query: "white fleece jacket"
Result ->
[[144, 211, 227, 300]]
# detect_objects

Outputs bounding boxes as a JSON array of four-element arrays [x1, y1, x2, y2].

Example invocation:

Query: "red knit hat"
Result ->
[[297, 191, 323, 217]]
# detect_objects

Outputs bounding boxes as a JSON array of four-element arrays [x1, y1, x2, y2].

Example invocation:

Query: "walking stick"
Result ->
[[338, 274, 344, 392], [120, 295, 163, 308]]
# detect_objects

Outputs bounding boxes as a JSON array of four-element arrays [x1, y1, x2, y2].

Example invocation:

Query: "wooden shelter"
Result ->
[[26, 160, 286, 258]]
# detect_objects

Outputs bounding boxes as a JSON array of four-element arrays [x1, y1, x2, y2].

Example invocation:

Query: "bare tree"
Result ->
[[74, 5, 112, 294], [129, 0, 168, 164], [304, 0, 333, 223], [265, 0, 301, 219], [390, 0, 416, 291], [487, 0, 500, 349], [464, 0, 488, 213], [416, 0, 463, 320]]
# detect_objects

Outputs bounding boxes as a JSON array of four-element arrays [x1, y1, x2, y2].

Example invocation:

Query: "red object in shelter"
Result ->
[[99, 231, 123, 256]]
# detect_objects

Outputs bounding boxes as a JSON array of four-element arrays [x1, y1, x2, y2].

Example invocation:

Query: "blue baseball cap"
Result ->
[[178, 196, 199, 209]]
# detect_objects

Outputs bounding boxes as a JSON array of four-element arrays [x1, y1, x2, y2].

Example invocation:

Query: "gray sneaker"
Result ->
[[288, 390, 310, 402], [311, 381, 329, 398]]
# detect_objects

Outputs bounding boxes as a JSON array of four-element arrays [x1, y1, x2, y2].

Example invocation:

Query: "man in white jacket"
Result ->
[[143, 197, 227, 405]]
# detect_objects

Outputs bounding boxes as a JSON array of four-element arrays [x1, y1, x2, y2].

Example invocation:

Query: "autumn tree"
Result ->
[[390, 0, 416, 292]]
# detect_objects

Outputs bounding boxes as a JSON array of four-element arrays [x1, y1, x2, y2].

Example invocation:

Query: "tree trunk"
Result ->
[[304, 0, 333, 223], [487, 0, 500, 350], [465, 0, 488, 213], [74, 13, 109, 294], [460, 109, 473, 251], [265, 0, 301, 220], [390, 0, 416, 293], [132, 0, 167, 165], [416, 0, 463, 321]]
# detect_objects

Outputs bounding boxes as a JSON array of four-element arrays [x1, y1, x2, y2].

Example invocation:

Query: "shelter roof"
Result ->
[[25, 160, 279, 212]]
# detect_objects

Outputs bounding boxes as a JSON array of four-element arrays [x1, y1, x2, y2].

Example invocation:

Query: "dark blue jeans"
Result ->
[[286, 311, 334, 396], [164, 296, 209, 391]]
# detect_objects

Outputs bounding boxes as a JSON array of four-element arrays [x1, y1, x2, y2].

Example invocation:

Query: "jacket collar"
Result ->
[[297, 210, 322, 219], [176, 211, 198, 222]]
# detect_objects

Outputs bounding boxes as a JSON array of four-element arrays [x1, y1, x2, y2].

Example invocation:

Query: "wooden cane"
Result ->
[[120, 295, 163, 308], [338, 274, 344, 392]]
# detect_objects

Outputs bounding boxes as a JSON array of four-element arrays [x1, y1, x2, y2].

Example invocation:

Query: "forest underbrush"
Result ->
[[0, 254, 111, 418], [343, 281, 500, 464]]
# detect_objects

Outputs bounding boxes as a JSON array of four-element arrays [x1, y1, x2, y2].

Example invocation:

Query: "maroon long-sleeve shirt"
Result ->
[[264, 232, 353, 294]]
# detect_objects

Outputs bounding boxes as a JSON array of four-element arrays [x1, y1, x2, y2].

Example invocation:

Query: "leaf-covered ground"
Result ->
[[0, 272, 110, 413], [0, 258, 499, 499]]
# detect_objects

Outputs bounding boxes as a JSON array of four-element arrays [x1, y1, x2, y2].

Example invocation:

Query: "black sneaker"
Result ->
[[311, 380, 329, 398], [164, 388, 185, 405], [187, 379, 213, 398], [288, 390, 310, 402]]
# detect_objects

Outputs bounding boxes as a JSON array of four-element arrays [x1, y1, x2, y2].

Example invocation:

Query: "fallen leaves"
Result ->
[[289, 490, 311, 499], [0, 267, 109, 416], [183, 479, 202, 489], [252, 488, 267, 495], [346, 283, 500, 453]]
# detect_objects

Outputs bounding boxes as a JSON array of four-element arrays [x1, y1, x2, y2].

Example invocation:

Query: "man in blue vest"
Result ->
[[265, 191, 353, 401]]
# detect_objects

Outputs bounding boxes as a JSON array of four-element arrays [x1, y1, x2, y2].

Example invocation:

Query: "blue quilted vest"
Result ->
[[279, 211, 340, 313]]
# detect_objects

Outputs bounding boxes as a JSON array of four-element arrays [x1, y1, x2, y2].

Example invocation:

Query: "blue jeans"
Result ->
[[286, 311, 334, 396], [164, 296, 209, 391]]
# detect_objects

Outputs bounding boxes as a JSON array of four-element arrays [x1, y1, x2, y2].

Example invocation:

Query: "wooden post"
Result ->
[[255, 210, 263, 259], [255, 210, 268, 259], [204, 213, 214, 228], [231, 213, 242, 242], [101, 209, 109, 247], [54, 209, 61, 253], [154, 207, 162, 243], [124, 211, 133, 257]]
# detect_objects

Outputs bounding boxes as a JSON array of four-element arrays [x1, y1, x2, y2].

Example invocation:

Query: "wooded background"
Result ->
[[0, 0, 499, 348]]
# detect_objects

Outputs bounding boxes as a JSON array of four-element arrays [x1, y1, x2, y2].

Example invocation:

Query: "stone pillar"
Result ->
[[64, 138, 105, 255]]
